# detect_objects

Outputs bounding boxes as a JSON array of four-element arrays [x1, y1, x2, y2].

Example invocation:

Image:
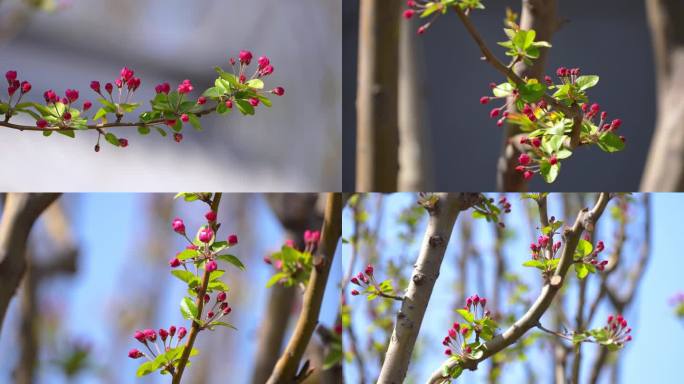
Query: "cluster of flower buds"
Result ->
[[497, 196, 511, 214], [4, 70, 31, 99], [263, 229, 320, 269], [463, 293, 489, 317], [481, 82, 519, 127], [513, 143, 558, 181], [202, 290, 233, 320], [555, 66, 581, 81], [530, 233, 561, 260], [580, 239, 608, 271], [605, 314, 632, 345], [90, 67, 141, 104], [403, 0, 479, 35], [349, 264, 375, 296], [442, 321, 472, 357], [228, 50, 285, 98], [581, 102, 623, 138], [128, 325, 187, 360], [168, 212, 238, 271]]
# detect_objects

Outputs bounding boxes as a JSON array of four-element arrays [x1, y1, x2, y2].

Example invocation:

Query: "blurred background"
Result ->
[[0, 0, 341, 191], [343, 0, 666, 191], [341, 193, 682, 383], [0, 193, 342, 383]]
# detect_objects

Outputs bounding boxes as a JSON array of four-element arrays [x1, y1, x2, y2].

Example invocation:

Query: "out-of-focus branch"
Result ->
[[640, 0, 684, 190], [266, 193, 342, 384], [428, 193, 610, 384], [0, 193, 60, 332], [15, 201, 78, 384], [356, 0, 401, 192], [251, 194, 321, 384], [587, 195, 651, 384], [377, 193, 481, 383], [497, 0, 559, 191]]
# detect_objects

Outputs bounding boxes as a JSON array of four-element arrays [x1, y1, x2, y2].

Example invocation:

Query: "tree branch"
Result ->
[[266, 193, 342, 384], [0, 193, 60, 333], [427, 193, 610, 384], [377, 193, 481, 384], [172, 193, 222, 384]]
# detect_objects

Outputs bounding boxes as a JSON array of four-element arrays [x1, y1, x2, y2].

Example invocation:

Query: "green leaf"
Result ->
[[322, 344, 343, 369], [104, 132, 119, 147], [171, 270, 198, 284], [57, 129, 76, 138], [137, 126, 150, 135], [209, 321, 237, 330], [492, 83, 514, 97], [246, 79, 264, 89], [522, 259, 546, 269], [235, 99, 255, 115], [575, 239, 593, 258], [216, 254, 245, 271], [176, 249, 199, 261], [539, 161, 560, 183], [456, 308, 475, 324], [574, 263, 589, 279], [597, 132, 624, 153], [97, 98, 117, 113], [119, 102, 140, 113], [187, 113, 202, 131], [519, 82, 546, 103], [266, 272, 288, 288], [575, 75, 599, 91], [180, 297, 199, 320], [202, 86, 224, 98]]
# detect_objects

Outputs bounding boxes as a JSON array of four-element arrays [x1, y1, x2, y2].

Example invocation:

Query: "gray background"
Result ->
[[0, 0, 341, 191], [343, 0, 655, 191]]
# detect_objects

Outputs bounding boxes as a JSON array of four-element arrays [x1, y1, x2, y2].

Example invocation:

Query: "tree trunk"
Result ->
[[398, 16, 433, 191], [356, 0, 401, 192], [640, 0, 684, 190]]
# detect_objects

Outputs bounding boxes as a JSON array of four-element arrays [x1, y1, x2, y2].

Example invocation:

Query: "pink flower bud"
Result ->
[[225, 100, 233, 109], [351, 277, 359, 285], [169, 258, 181, 268], [205, 260, 217, 272], [171, 218, 185, 234], [404, 9, 415, 19], [118, 138, 128, 148], [21, 81, 31, 93], [65, 89, 79, 103], [169, 326, 176, 337], [120, 67, 135, 82], [365, 264, 374, 276], [217, 291, 227, 302], [448, 328, 457, 339], [63, 112, 72, 121], [105, 83, 113, 94], [444, 348, 452, 355], [272, 86, 285, 96], [174, 133, 183, 143], [199, 227, 214, 243], [461, 327, 468, 336], [480, 96, 490, 104], [205, 211, 217, 222], [258, 56, 270, 69], [223, 305, 232, 315], [208, 311, 215, 318], [144, 329, 156, 341], [159, 328, 169, 341], [134, 330, 146, 343], [518, 153, 531, 165], [128, 348, 143, 359], [5, 70, 17, 81], [83, 101, 92, 111], [177, 79, 193, 94], [177, 327, 187, 340], [523, 171, 534, 180], [90, 81, 101, 93], [239, 50, 253, 65], [36, 119, 48, 129], [351, 289, 359, 296], [181, 114, 189, 123], [260, 65, 274, 76], [197, 96, 207, 105], [228, 234, 238, 245], [490, 108, 500, 118], [249, 97, 260, 107]]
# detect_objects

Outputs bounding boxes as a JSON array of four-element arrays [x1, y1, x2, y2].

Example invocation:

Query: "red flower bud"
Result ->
[[239, 50, 253, 65], [128, 348, 143, 359], [181, 114, 189, 123], [118, 138, 128, 148], [199, 227, 214, 243], [169, 258, 181, 268], [228, 234, 238, 245], [205, 260, 218, 272], [272, 86, 285, 96], [171, 218, 185, 234], [217, 291, 227, 302], [177, 327, 187, 340], [174, 133, 183, 143]]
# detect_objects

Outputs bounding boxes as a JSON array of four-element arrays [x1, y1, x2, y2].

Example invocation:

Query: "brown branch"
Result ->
[[266, 193, 342, 384], [427, 193, 611, 384], [377, 193, 481, 383], [0, 193, 60, 333], [0, 104, 217, 132], [355, 0, 401, 192], [251, 194, 321, 384], [172, 193, 222, 384]]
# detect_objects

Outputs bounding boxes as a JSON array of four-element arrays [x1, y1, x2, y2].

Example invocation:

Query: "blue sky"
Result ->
[[0, 194, 341, 384], [342, 193, 682, 384]]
